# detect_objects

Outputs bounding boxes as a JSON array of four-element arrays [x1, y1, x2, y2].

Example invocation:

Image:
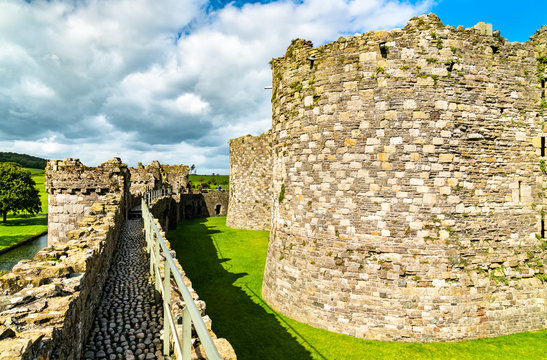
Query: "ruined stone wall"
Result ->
[[46, 158, 130, 245], [129, 162, 190, 208], [226, 131, 273, 230], [129, 163, 159, 194], [161, 164, 191, 194], [0, 193, 125, 359], [262, 14, 547, 341], [149, 196, 173, 231], [128, 161, 163, 208], [180, 191, 229, 220], [202, 190, 229, 217]]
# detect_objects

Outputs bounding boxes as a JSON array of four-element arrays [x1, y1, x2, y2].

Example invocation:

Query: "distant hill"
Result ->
[[0, 152, 47, 169]]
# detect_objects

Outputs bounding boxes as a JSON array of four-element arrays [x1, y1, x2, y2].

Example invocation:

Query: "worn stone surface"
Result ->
[[260, 13, 547, 341], [128, 162, 190, 209], [227, 131, 273, 230], [0, 193, 126, 359], [45, 158, 130, 245], [2, 159, 235, 358], [179, 191, 229, 222], [83, 219, 169, 360]]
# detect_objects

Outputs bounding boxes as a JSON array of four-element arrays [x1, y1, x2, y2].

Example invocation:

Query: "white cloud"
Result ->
[[0, 0, 432, 173], [175, 93, 210, 115], [20, 77, 56, 98]]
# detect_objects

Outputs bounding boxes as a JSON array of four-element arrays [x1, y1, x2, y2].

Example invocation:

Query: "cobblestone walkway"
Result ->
[[83, 218, 168, 360]]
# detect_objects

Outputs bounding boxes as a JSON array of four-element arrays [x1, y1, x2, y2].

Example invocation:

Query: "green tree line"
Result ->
[[0, 152, 47, 169]]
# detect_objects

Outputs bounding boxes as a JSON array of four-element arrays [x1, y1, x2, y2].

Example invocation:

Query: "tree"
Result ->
[[190, 164, 196, 174], [0, 162, 41, 223]]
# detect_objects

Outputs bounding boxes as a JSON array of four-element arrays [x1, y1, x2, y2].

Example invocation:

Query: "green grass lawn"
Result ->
[[189, 174, 229, 189], [0, 168, 48, 250], [167, 217, 547, 360]]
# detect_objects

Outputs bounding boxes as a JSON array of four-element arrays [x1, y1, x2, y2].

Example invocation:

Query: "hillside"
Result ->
[[0, 152, 47, 169]]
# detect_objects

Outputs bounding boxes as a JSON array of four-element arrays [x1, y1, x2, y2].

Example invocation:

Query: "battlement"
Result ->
[[45, 158, 130, 244], [46, 158, 129, 195]]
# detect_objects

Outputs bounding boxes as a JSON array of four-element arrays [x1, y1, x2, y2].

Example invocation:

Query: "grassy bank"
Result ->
[[189, 174, 229, 189], [0, 168, 48, 250], [167, 217, 547, 360]]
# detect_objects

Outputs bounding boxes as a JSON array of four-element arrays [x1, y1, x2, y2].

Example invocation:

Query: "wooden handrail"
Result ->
[[142, 195, 221, 359]]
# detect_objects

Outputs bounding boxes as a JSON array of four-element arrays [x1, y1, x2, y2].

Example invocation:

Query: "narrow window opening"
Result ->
[[541, 219, 545, 239], [379, 42, 387, 59], [500, 108, 504, 114], [542, 80, 545, 89], [215, 204, 222, 215], [446, 61, 455, 72], [542, 136, 546, 157], [518, 180, 522, 202], [306, 56, 315, 69], [490, 45, 499, 54]]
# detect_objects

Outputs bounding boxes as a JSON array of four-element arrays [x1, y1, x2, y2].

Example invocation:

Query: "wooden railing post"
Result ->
[[182, 306, 191, 360], [163, 264, 171, 357]]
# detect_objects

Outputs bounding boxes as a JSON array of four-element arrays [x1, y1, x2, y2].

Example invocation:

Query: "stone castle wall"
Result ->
[[1, 159, 232, 359], [262, 14, 547, 341], [128, 162, 190, 208], [45, 158, 130, 245], [226, 131, 273, 230], [178, 190, 229, 221], [0, 193, 126, 359], [162, 164, 191, 194], [128, 161, 162, 206]]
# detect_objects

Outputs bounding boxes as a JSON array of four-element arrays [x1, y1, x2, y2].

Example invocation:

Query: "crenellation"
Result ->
[[45, 158, 130, 245]]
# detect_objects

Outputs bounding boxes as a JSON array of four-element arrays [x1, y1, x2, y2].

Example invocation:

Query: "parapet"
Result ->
[[46, 158, 129, 195], [0, 193, 125, 359]]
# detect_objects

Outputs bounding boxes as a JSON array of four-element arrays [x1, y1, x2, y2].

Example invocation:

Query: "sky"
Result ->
[[0, 0, 546, 174]]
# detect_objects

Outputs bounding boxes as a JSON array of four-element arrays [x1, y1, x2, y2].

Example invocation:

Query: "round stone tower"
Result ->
[[262, 14, 547, 341]]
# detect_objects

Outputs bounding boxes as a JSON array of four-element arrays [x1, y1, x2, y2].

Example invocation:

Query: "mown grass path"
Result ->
[[167, 217, 547, 360], [0, 168, 48, 250]]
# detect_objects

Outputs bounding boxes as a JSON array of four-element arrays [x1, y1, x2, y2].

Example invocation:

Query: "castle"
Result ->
[[227, 14, 547, 341], [0, 158, 232, 358], [46, 158, 228, 244]]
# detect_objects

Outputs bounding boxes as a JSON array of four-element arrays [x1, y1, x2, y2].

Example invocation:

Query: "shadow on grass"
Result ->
[[168, 218, 313, 360], [0, 215, 47, 227]]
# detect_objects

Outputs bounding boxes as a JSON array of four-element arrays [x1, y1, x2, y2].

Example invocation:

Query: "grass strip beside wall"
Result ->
[[167, 217, 547, 360]]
